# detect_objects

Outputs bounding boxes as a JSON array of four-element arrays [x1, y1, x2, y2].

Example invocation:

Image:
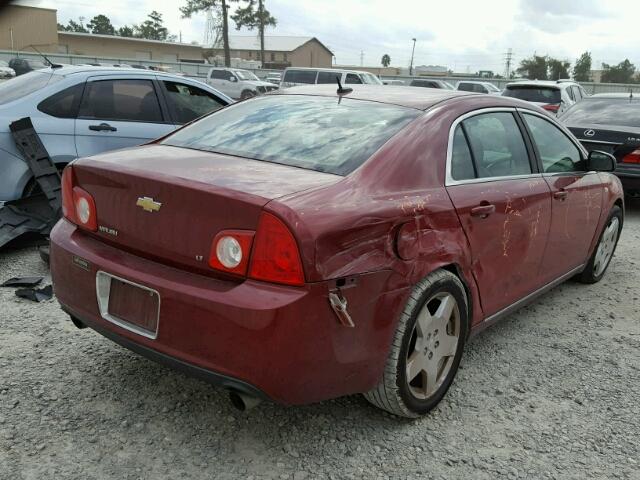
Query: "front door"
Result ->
[[446, 111, 552, 316], [520, 112, 604, 283], [75, 77, 174, 158]]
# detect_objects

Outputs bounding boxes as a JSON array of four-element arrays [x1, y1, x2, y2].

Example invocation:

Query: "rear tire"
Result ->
[[577, 205, 622, 284], [364, 270, 469, 418]]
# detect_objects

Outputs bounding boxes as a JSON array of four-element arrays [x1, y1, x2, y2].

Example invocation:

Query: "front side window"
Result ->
[[458, 83, 473, 92], [522, 113, 584, 173], [163, 81, 225, 124], [345, 73, 363, 84], [162, 95, 420, 175], [38, 82, 84, 118], [210, 70, 227, 80], [234, 70, 259, 81], [316, 71, 338, 84], [462, 112, 531, 178], [78, 79, 163, 123]]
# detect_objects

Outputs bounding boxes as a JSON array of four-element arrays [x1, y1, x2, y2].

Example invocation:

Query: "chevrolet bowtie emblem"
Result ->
[[136, 196, 162, 213]]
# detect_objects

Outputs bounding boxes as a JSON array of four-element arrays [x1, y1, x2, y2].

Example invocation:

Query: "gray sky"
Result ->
[[21, 0, 640, 73]]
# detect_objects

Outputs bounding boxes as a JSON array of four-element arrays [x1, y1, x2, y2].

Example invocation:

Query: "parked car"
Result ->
[[264, 72, 281, 85], [503, 80, 587, 116], [0, 66, 232, 201], [383, 79, 405, 85], [206, 67, 278, 99], [0, 60, 16, 79], [561, 92, 640, 196], [409, 78, 455, 89], [8, 57, 48, 76], [456, 80, 501, 94], [279, 67, 383, 88], [50, 85, 623, 417]]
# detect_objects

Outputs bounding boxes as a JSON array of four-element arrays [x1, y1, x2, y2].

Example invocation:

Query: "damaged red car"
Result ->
[[50, 85, 624, 417]]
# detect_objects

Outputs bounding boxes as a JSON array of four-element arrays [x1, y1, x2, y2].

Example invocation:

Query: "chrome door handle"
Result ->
[[470, 204, 496, 218], [553, 190, 568, 201]]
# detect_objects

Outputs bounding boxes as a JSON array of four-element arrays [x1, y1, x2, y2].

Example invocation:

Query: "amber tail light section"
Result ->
[[61, 166, 98, 232]]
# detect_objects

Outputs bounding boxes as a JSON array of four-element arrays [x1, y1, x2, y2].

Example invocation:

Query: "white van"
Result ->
[[279, 67, 383, 89]]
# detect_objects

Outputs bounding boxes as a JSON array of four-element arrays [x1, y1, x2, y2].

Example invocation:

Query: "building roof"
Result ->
[[57, 31, 202, 49], [212, 35, 333, 55]]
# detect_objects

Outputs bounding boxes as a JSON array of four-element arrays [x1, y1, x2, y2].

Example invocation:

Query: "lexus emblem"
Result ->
[[584, 129, 596, 137]]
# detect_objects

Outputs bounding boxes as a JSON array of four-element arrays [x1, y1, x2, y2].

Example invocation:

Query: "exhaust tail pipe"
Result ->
[[229, 390, 262, 412]]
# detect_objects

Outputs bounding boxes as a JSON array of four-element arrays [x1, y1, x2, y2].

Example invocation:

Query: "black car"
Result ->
[[561, 93, 640, 196], [8, 58, 48, 76]]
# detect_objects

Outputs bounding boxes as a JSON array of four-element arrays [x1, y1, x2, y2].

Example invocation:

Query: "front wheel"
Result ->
[[364, 270, 469, 418], [577, 205, 623, 284], [240, 90, 256, 100]]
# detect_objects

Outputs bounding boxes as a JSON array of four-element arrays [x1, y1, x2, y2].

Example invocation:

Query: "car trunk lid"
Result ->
[[72, 144, 341, 276]]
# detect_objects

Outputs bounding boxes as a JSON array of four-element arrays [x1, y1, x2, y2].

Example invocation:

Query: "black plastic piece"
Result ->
[[1, 276, 43, 287], [15, 284, 53, 302]]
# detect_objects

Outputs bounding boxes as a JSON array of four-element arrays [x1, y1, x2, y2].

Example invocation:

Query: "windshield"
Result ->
[[162, 95, 420, 175], [0, 71, 61, 105], [504, 85, 561, 103], [234, 70, 259, 81], [561, 98, 640, 128], [442, 81, 455, 90], [362, 73, 383, 85]]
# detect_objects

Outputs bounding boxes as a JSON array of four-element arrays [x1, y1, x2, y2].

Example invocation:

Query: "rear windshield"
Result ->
[[504, 85, 561, 103], [0, 71, 61, 105], [162, 95, 420, 175], [561, 98, 640, 128]]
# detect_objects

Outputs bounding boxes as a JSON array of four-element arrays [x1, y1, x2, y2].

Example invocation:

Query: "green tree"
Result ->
[[573, 51, 592, 82], [548, 58, 571, 80], [517, 55, 548, 80], [57, 23, 69, 31], [117, 25, 135, 37], [87, 14, 116, 35], [135, 11, 169, 41], [61, 18, 89, 33], [231, 0, 277, 67], [181, 0, 239, 67], [381, 54, 391, 67], [601, 59, 636, 84]]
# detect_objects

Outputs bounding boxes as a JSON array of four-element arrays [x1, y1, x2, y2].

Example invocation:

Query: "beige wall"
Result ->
[[289, 40, 332, 68], [0, 5, 58, 52], [57, 33, 204, 62]]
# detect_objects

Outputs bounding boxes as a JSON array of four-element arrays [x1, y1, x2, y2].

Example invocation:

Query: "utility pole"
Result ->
[[504, 48, 513, 79], [409, 38, 416, 76], [360, 50, 364, 67]]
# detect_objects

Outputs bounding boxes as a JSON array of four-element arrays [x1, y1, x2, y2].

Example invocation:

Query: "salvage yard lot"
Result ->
[[1, 201, 639, 480]]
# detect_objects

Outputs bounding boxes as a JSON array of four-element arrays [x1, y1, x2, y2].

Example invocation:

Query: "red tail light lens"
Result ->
[[209, 230, 254, 276], [622, 149, 640, 164], [543, 103, 560, 113], [248, 212, 304, 286], [61, 166, 97, 231]]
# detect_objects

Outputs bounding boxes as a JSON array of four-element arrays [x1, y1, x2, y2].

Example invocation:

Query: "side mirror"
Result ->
[[587, 150, 616, 172]]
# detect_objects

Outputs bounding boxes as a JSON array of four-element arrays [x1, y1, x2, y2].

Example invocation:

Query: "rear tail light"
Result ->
[[210, 213, 305, 286], [209, 230, 254, 276], [61, 166, 98, 231], [621, 149, 640, 164], [543, 103, 560, 113]]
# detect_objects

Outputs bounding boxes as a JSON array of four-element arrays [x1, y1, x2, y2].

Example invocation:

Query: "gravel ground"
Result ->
[[1, 201, 640, 480]]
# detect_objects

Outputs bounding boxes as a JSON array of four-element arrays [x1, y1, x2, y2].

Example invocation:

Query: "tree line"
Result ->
[[58, 1, 278, 67], [517, 51, 638, 84]]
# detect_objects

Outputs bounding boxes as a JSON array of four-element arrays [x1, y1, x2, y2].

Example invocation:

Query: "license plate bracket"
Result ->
[[96, 271, 160, 339]]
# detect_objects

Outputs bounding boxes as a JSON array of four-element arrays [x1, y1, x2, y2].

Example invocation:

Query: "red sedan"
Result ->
[[50, 85, 624, 417]]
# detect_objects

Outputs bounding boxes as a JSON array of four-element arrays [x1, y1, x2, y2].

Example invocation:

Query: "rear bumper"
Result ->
[[615, 166, 640, 191], [50, 219, 403, 405]]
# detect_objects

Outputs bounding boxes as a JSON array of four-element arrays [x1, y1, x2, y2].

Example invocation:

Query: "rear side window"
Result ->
[[345, 73, 363, 84], [450, 126, 476, 180], [316, 71, 338, 84], [162, 95, 420, 175], [37, 83, 84, 118], [0, 71, 62, 105], [462, 112, 531, 178], [283, 69, 317, 84], [163, 81, 226, 124], [523, 113, 584, 173], [504, 86, 561, 104], [210, 70, 229, 80], [78, 79, 163, 123], [458, 83, 474, 92]]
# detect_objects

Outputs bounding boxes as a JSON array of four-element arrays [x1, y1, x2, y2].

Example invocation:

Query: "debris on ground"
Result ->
[[1, 276, 43, 287], [14, 284, 53, 302]]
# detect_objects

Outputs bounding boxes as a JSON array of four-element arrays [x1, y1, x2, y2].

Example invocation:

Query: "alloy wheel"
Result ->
[[593, 216, 620, 277]]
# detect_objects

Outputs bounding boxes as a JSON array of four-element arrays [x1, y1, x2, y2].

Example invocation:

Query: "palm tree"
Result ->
[[381, 54, 391, 68]]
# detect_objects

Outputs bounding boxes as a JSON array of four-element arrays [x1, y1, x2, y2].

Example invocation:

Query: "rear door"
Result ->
[[445, 109, 552, 316], [521, 111, 603, 283], [75, 76, 175, 157]]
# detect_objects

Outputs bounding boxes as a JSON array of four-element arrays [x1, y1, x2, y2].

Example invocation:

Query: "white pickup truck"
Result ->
[[205, 68, 278, 100]]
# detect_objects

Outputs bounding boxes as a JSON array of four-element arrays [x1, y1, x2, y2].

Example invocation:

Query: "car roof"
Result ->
[[38, 65, 191, 79], [506, 80, 578, 89], [283, 66, 374, 75], [272, 84, 486, 110]]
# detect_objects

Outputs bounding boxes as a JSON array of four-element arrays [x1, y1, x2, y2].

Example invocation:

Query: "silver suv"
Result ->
[[503, 80, 587, 116], [205, 68, 278, 100]]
